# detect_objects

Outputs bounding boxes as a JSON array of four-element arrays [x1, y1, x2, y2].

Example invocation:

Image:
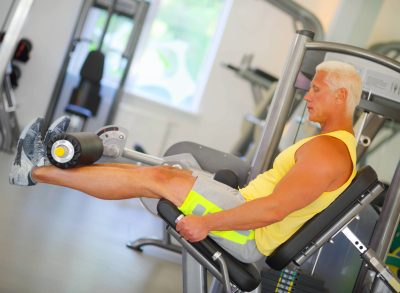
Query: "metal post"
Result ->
[[355, 162, 400, 292], [265, 0, 324, 40], [98, 0, 118, 50], [0, 0, 35, 90], [248, 30, 313, 181], [182, 247, 208, 293], [106, 0, 150, 124]]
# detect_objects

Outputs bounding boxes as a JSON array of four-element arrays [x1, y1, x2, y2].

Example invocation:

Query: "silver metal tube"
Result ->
[[214, 254, 231, 293], [355, 162, 400, 292], [265, 0, 324, 40], [306, 42, 400, 73], [182, 249, 207, 293], [106, 0, 150, 124], [98, 0, 118, 50], [0, 0, 35, 88], [370, 161, 400, 259], [248, 30, 313, 181], [0, 0, 17, 32], [167, 228, 224, 285], [122, 148, 165, 165], [73, 0, 94, 42], [355, 113, 386, 161]]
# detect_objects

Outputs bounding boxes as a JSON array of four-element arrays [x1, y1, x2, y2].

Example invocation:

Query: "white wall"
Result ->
[[367, 0, 400, 46], [5, 0, 399, 159], [10, 0, 84, 127]]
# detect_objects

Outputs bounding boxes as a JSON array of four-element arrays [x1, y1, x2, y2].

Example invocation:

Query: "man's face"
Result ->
[[304, 70, 336, 123]]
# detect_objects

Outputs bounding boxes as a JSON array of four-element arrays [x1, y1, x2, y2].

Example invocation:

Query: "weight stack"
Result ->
[[261, 268, 328, 293]]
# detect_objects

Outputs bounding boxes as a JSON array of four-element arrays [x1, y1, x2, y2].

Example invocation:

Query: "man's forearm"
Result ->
[[202, 196, 283, 231]]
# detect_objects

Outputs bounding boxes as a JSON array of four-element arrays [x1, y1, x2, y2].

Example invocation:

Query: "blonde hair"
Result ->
[[316, 60, 362, 115]]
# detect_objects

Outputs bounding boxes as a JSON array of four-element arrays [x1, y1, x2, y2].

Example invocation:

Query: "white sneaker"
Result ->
[[9, 117, 46, 186]]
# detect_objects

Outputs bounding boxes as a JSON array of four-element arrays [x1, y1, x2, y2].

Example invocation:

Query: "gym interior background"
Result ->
[[0, 0, 399, 292]]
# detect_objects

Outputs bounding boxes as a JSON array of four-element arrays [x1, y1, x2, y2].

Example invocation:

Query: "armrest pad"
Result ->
[[157, 199, 261, 292]]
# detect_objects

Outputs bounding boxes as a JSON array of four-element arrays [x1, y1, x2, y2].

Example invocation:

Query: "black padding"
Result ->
[[47, 132, 104, 169], [80, 50, 105, 82], [164, 141, 250, 188], [66, 50, 105, 118], [252, 68, 278, 82], [157, 199, 261, 292], [213, 169, 239, 189], [266, 166, 379, 270]]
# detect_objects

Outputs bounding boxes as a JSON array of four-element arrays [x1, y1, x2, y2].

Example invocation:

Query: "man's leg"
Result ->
[[32, 164, 196, 206], [10, 116, 195, 206]]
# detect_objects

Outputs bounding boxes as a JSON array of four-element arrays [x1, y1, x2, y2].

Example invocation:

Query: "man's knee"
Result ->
[[149, 166, 196, 204]]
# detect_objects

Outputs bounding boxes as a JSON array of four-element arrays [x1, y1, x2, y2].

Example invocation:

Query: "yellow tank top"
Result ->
[[239, 130, 357, 256]]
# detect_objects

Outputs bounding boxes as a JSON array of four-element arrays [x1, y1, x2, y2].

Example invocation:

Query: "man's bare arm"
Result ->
[[176, 136, 353, 242]]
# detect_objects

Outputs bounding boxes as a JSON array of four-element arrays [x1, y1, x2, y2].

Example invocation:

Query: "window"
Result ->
[[125, 0, 232, 113]]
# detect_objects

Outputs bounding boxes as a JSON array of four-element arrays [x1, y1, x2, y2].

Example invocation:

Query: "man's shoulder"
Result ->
[[296, 135, 352, 171]]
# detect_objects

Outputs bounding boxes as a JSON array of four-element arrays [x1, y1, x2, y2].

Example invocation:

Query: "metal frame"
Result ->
[[44, 0, 150, 130], [265, 0, 324, 40], [0, 0, 35, 152]]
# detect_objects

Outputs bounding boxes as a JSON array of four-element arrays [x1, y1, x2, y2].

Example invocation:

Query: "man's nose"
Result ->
[[304, 91, 311, 102]]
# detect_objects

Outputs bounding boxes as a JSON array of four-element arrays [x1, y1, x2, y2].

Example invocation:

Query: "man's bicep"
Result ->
[[269, 157, 335, 216]]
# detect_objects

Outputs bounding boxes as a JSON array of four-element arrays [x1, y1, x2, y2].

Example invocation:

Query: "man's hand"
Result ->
[[176, 215, 210, 242]]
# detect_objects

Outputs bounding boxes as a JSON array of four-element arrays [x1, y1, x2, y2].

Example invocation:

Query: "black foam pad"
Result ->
[[47, 132, 103, 169], [80, 50, 105, 82], [157, 199, 261, 292], [213, 169, 239, 189], [266, 166, 380, 270]]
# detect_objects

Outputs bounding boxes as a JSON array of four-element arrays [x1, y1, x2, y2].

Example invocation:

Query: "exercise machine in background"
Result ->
[[0, 0, 35, 153], [44, 0, 149, 132], [222, 55, 277, 161]]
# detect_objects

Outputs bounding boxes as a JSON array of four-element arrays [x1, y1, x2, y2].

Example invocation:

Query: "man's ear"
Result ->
[[335, 88, 348, 105]]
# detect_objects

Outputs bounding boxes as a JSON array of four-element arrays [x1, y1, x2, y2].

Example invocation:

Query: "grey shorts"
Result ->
[[178, 170, 264, 263]]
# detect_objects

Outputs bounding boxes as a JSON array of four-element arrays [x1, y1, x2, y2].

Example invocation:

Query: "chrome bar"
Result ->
[[106, 0, 150, 124], [248, 30, 314, 181], [265, 0, 324, 40], [370, 161, 400, 261], [0, 0, 35, 88], [306, 42, 400, 73], [167, 228, 225, 287], [122, 148, 165, 166]]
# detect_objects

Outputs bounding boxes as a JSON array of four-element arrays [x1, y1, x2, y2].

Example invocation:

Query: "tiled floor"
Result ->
[[0, 152, 183, 293]]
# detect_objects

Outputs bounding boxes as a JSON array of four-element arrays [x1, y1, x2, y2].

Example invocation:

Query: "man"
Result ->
[[9, 60, 362, 263]]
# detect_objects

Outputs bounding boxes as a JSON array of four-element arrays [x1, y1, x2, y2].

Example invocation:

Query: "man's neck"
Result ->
[[320, 117, 354, 135]]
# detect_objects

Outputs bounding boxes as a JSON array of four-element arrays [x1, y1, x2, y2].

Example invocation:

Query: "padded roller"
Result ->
[[46, 132, 104, 169]]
